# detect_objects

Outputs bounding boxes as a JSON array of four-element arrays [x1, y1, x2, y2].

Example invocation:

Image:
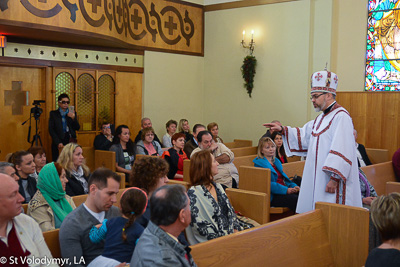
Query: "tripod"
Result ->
[[31, 117, 42, 147]]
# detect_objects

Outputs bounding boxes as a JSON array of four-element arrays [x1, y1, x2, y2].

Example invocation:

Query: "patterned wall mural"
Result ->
[[0, 0, 203, 55]]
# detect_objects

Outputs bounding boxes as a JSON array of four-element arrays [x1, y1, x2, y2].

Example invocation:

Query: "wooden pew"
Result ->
[[386, 181, 400, 194], [43, 229, 61, 259], [94, 150, 116, 171], [22, 203, 28, 214], [232, 155, 255, 170], [82, 146, 95, 172], [230, 146, 257, 157], [361, 161, 397, 196], [190, 202, 369, 267], [224, 139, 253, 149], [365, 148, 389, 164], [282, 160, 305, 178]]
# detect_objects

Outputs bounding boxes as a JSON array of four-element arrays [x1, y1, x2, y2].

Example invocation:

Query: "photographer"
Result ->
[[49, 94, 80, 161]]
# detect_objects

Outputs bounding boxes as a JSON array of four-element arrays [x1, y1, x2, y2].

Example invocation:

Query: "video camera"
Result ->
[[31, 100, 45, 120]]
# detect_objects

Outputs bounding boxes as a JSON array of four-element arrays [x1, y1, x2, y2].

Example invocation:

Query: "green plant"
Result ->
[[241, 55, 257, 97]]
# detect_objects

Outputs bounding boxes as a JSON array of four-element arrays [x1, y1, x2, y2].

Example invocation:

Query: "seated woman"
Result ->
[[365, 193, 400, 267], [58, 143, 90, 196], [162, 133, 187, 181], [10, 150, 37, 203], [359, 168, 378, 209], [178, 119, 193, 142], [271, 131, 287, 163], [110, 125, 136, 177], [136, 127, 163, 156], [253, 137, 299, 212], [28, 146, 47, 179], [162, 119, 177, 148], [186, 150, 242, 245], [88, 187, 147, 267], [207, 122, 224, 143], [28, 162, 76, 232]]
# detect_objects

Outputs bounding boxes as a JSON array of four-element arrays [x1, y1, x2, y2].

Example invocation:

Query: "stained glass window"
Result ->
[[366, 0, 400, 91]]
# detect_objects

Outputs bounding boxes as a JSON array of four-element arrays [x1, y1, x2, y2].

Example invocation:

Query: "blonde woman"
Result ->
[[57, 143, 90, 196], [178, 119, 193, 142]]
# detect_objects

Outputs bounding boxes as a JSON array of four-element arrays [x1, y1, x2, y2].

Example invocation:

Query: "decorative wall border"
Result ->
[[204, 0, 299, 12]]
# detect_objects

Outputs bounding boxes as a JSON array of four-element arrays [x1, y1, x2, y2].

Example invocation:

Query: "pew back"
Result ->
[[43, 229, 61, 259], [365, 148, 389, 164], [386, 181, 400, 194], [82, 146, 95, 171], [94, 150, 116, 171], [361, 161, 396, 195], [230, 146, 257, 157], [232, 155, 255, 170], [191, 202, 369, 267], [282, 160, 305, 178], [224, 139, 252, 149]]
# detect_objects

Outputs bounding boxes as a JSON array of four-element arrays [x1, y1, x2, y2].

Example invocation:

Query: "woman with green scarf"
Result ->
[[28, 162, 76, 232]]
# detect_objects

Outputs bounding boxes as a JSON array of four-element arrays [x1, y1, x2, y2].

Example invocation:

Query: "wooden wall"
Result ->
[[0, 65, 142, 162], [336, 92, 400, 159]]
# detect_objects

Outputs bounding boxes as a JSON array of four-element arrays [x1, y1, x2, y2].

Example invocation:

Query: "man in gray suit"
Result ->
[[59, 168, 121, 267]]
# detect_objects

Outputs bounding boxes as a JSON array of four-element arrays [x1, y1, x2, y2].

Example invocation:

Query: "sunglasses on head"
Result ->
[[59, 101, 70, 104]]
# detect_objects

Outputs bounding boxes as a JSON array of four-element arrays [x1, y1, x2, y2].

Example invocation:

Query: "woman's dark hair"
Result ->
[[28, 146, 46, 158], [130, 157, 169, 193], [271, 131, 286, 159], [165, 119, 177, 129], [53, 162, 63, 177], [58, 93, 70, 101], [120, 188, 148, 242], [9, 150, 31, 166], [113, 125, 135, 156], [190, 150, 213, 187]]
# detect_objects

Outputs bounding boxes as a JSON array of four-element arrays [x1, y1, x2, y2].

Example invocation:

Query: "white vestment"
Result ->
[[283, 103, 362, 213]]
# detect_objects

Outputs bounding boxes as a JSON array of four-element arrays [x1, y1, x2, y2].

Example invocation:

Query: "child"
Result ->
[[88, 187, 148, 267]]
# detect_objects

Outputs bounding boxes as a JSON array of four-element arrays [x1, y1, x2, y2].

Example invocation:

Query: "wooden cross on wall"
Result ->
[[4, 81, 29, 115]]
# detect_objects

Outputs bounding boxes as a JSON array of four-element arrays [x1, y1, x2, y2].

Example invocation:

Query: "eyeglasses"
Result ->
[[59, 101, 70, 104], [310, 93, 326, 100], [102, 126, 111, 129], [145, 134, 154, 137]]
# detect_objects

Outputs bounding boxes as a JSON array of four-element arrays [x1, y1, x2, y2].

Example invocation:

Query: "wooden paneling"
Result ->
[[0, 0, 204, 55], [336, 92, 400, 158], [0, 66, 46, 160], [115, 72, 142, 136]]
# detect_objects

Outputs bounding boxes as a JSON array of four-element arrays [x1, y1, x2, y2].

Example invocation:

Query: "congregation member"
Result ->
[[58, 143, 90, 196], [110, 125, 136, 176], [207, 122, 224, 143], [136, 127, 163, 156], [0, 174, 58, 267], [365, 193, 400, 267], [131, 184, 196, 267], [130, 156, 188, 245], [271, 131, 288, 163], [191, 131, 238, 188], [134, 117, 162, 145], [264, 69, 362, 213], [178, 119, 193, 142], [162, 119, 178, 148], [184, 124, 206, 159], [59, 168, 121, 267], [49, 93, 80, 161], [28, 146, 47, 179], [0, 162, 19, 181], [354, 129, 372, 167], [162, 133, 188, 180], [253, 137, 299, 212], [186, 150, 242, 245], [358, 168, 377, 209], [393, 147, 400, 182], [88, 187, 147, 267], [28, 162, 76, 232], [10, 151, 37, 203], [94, 122, 113, 151]]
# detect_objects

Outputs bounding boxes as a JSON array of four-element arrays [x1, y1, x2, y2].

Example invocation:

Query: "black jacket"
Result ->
[[93, 134, 113, 151], [48, 110, 80, 145], [65, 170, 89, 197], [18, 175, 37, 204], [357, 144, 372, 167]]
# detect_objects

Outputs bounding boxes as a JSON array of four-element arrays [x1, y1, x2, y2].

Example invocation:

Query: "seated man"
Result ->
[[0, 162, 19, 181], [134, 117, 162, 145], [0, 174, 57, 266], [94, 122, 113, 151], [59, 168, 121, 267], [131, 184, 196, 267], [191, 131, 239, 188], [354, 130, 372, 167], [184, 124, 206, 159]]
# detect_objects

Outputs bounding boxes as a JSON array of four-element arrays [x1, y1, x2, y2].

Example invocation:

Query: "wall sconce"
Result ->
[[241, 30, 255, 55]]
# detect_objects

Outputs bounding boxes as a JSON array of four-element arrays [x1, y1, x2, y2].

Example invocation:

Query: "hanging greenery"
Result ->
[[241, 55, 257, 97]]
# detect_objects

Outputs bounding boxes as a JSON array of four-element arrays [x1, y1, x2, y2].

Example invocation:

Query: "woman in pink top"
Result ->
[[136, 127, 163, 156]]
